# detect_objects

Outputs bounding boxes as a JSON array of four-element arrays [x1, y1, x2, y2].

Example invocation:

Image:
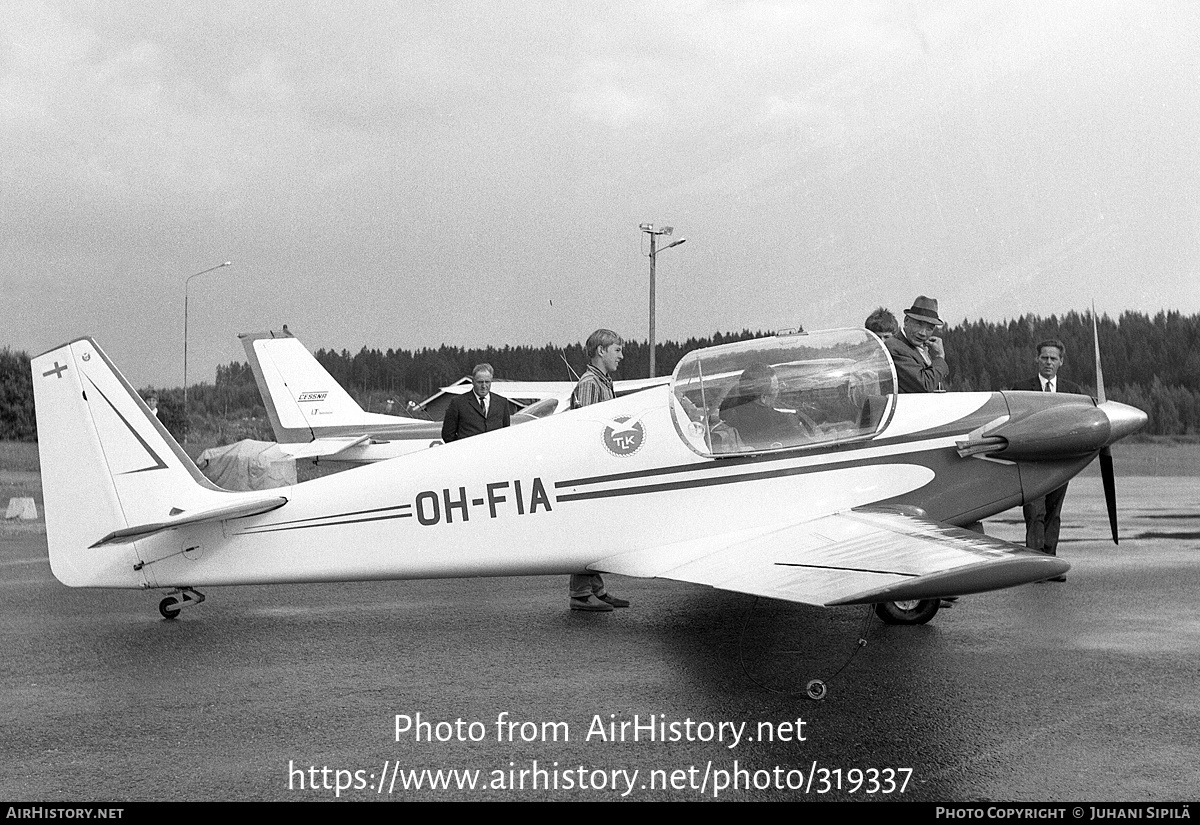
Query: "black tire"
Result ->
[[805, 679, 828, 701], [159, 597, 181, 620], [874, 599, 940, 625]]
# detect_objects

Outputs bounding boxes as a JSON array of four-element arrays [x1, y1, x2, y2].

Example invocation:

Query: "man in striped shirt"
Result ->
[[568, 328, 631, 612]]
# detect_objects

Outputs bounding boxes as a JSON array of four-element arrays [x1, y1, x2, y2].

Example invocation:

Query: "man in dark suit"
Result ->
[[1008, 339, 1084, 581], [885, 296, 950, 392], [441, 363, 511, 442]]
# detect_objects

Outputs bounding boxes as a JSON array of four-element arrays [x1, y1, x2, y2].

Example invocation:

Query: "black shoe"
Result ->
[[597, 592, 630, 608], [570, 595, 613, 612]]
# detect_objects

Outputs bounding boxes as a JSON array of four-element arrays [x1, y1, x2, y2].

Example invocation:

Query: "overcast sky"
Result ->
[[3, 1, 1198, 387]]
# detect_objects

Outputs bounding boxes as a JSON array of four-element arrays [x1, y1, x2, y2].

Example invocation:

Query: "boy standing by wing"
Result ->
[[568, 329, 631, 612]]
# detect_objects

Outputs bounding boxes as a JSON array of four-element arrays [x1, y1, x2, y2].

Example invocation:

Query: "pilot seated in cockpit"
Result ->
[[718, 363, 811, 450]]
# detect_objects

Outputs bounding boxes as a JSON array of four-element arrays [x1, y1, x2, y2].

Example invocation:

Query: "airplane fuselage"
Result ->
[[91, 386, 1090, 590]]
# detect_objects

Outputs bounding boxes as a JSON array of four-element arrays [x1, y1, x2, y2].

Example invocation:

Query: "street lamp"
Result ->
[[183, 261, 232, 441], [639, 223, 686, 378]]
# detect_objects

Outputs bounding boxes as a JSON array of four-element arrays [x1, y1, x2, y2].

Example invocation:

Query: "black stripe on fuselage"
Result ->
[[555, 439, 953, 503], [235, 503, 412, 535], [554, 424, 970, 491], [232, 425, 972, 534], [237, 510, 414, 535]]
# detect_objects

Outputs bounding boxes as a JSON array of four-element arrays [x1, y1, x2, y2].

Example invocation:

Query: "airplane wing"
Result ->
[[591, 506, 1067, 606]]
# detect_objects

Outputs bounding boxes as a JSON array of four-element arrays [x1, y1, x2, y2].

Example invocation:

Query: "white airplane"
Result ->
[[239, 331, 667, 464], [32, 328, 1145, 695]]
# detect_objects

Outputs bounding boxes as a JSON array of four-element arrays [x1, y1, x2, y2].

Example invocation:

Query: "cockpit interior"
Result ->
[[669, 329, 896, 456]]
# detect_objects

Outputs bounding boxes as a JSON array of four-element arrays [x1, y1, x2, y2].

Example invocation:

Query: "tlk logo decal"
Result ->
[[602, 414, 646, 457]]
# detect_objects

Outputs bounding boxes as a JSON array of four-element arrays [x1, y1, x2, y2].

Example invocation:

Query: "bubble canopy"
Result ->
[[669, 329, 897, 457]]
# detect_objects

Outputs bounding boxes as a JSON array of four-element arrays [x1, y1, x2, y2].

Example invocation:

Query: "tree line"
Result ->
[[2, 311, 1199, 442], [310, 330, 770, 402], [942, 310, 1200, 435]]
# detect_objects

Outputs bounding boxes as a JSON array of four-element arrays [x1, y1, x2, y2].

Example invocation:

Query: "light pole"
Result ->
[[183, 261, 232, 442], [639, 223, 686, 378]]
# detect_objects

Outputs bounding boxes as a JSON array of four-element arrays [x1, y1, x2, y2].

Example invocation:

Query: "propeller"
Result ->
[[1092, 306, 1120, 544]]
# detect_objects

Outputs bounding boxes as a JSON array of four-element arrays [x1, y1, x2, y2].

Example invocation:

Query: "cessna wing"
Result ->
[[595, 506, 1066, 608]]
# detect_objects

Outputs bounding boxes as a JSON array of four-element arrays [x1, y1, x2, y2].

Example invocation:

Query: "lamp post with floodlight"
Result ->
[[639, 223, 686, 378], [183, 261, 232, 442]]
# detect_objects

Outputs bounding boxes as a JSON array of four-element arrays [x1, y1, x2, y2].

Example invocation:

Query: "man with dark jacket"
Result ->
[[1008, 339, 1085, 581], [885, 296, 950, 393], [441, 364, 511, 442]]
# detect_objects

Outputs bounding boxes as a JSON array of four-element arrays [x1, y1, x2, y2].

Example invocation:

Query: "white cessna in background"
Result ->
[[33, 327, 1145, 695], [239, 331, 666, 465]]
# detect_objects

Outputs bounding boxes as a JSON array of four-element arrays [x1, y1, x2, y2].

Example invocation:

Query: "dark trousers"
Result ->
[[569, 573, 607, 599], [1023, 483, 1069, 553]]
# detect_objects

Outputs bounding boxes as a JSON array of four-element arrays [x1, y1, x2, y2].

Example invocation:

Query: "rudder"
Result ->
[[32, 339, 220, 587], [240, 332, 373, 442]]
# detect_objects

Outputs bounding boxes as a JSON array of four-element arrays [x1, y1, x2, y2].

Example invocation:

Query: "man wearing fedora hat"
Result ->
[[886, 296, 950, 393]]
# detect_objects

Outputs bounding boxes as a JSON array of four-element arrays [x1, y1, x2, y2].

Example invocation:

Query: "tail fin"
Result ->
[[32, 339, 281, 587], [240, 332, 406, 443]]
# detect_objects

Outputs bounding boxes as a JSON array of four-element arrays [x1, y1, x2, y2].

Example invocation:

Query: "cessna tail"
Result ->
[[240, 331, 443, 462]]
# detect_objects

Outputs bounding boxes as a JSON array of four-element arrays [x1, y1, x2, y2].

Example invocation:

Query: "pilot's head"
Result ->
[[738, 362, 779, 404], [865, 307, 898, 340], [1035, 340, 1065, 379]]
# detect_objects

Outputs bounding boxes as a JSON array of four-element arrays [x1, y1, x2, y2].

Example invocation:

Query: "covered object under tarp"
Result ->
[[197, 440, 296, 491]]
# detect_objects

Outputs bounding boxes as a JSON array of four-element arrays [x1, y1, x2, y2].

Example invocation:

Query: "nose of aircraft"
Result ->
[[1100, 400, 1148, 446], [978, 392, 1148, 461]]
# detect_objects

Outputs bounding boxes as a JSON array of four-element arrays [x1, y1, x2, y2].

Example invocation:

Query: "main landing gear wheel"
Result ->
[[874, 599, 940, 625], [805, 679, 828, 701], [159, 597, 181, 620]]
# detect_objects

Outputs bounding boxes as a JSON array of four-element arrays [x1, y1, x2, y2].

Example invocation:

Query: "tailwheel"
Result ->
[[874, 599, 940, 625], [156, 587, 206, 620]]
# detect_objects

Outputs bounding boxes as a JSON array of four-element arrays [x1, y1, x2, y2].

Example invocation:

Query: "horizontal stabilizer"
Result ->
[[275, 435, 372, 460], [91, 495, 287, 547]]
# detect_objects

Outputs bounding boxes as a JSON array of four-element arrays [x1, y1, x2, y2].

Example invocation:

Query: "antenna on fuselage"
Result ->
[[560, 353, 581, 383]]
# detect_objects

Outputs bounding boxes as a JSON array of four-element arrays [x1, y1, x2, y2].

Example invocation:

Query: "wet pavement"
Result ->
[[1, 476, 1197, 801]]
